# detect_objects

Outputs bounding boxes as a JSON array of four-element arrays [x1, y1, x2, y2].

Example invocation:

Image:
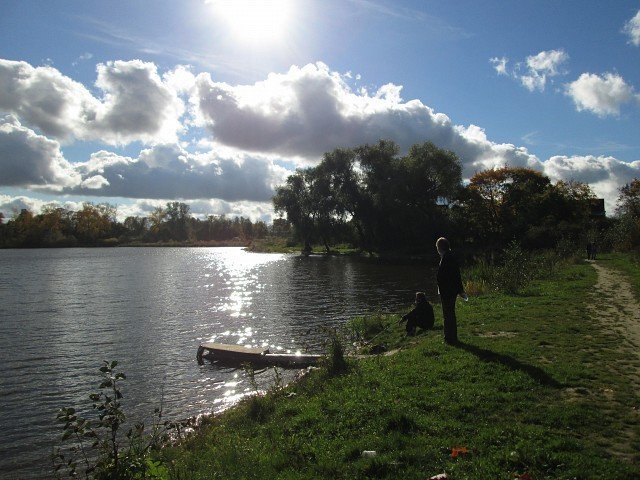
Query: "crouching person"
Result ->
[[401, 292, 435, 336]]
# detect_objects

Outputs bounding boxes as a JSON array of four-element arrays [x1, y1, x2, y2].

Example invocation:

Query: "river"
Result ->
[[0, 247, 436, 478]]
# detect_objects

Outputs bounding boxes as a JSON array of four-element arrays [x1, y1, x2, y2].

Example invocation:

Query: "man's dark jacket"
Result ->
[[437, 251, 464, 298]]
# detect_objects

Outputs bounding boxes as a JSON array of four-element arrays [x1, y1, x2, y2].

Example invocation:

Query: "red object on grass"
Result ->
[[450, 446, 469, 458]]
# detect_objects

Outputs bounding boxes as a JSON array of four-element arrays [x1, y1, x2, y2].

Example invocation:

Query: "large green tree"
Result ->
[[272, 140, 463, 253]]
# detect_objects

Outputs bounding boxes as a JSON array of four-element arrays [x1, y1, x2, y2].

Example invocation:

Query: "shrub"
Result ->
[[464, 243, 560, 295]]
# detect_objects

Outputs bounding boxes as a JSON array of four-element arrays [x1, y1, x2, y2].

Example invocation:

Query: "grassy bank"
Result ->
[[246, 238, 365, 256], [155, 258, 639, 479]]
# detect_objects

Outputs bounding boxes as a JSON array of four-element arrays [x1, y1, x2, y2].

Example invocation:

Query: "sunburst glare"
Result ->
[[207, 0, 293, 44]]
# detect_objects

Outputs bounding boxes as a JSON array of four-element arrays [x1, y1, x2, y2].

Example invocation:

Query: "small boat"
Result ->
[[197, 342, 322, 368]]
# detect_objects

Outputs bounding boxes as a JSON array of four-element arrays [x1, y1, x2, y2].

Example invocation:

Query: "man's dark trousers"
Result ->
[[441, 295, 458, 344]]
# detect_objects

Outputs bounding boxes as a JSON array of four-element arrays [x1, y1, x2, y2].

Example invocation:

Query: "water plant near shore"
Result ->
[[52, 361, 167, 479]]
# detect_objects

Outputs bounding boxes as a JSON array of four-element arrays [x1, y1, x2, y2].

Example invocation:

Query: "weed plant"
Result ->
[[323, 330, 349, 376], [347, 313, 388, 341], [52, 361, 167, 479]]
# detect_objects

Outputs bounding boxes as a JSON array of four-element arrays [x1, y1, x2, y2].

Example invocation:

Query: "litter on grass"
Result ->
[[429, 473, 448, 480], [451, 446, 469, 458]]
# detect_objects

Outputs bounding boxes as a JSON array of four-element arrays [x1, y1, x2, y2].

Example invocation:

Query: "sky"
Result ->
[[1, 0, 639, 221]]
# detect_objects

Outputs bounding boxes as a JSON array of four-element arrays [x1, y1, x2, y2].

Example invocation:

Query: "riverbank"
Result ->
[[156, 257, 640, 479]]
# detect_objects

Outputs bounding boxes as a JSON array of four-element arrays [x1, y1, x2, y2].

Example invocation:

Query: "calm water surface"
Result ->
[[0, 247, 436, 478]]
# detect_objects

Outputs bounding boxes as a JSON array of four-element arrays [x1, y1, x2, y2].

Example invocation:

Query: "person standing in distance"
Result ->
[[436, 237, 467, 344]]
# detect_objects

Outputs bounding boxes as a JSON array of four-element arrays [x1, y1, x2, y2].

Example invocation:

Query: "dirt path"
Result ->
[[589, 260, 640, 356], [589, 260, 640, 395], [586, 261, 640, 460]]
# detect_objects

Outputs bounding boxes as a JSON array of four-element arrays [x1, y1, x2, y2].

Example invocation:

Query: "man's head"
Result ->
[[415, 291, 426, 303], [436, 237, 450, 255]]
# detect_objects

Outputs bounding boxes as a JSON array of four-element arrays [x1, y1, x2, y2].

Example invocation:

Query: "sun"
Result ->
[[209, 0, 293, 44]]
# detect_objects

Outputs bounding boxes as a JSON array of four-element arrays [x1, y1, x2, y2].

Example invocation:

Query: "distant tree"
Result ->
[[271, 218, 292, 237], [165, 201, 192, 241], [39, 205, 75, 246], [122, 216, 149, 240], [73, 203, 117, 244], [616, 178, 640, 219], [253, 220, 268, 239], [148, 206, 168, 241], [612, 178, 640, 250]]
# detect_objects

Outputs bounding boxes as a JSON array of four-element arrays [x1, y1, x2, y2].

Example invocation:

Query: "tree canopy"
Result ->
[[273, 141, 605, 255]]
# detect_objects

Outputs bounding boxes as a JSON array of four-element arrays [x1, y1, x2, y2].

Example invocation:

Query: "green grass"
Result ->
[[157, 260, 640, 479]]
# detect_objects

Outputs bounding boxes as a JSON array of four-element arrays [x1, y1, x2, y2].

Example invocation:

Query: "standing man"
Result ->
[[436, 237, 467, 344]]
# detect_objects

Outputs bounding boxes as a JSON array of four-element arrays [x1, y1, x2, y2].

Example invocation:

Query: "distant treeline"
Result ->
[[0, 202, 286, 248], [273, 140, 640, 255], [2, 140, 638, 254]]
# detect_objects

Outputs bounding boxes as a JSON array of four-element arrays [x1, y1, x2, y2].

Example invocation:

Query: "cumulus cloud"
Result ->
[[565, 72, 638, 116], [0, 58, 185, 144], [0, 110, 288, 202], [489, 57, 508, 76], [1, 59, 638, 217], [192, 62, 541, 174], [520, 49, 569, 92], [490, 49, 568, 92], [543, 155, 640, 211], [91, 60, 185, 144], [623, 10, 640, 46], [0, 195, 84, 220], [66, 143, 289, 202], [0, 116, 81, 189]]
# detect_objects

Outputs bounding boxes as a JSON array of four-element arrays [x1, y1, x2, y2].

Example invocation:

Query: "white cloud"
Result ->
[[80, 175, 109, 189], [192, 61, 541, 174], [543, 155, 640, 212], [0, 58, 185, 145], [623, 10, 640, 46], [91, 60, 185, 144], [163, 65, 196, 94], [0, 116, 81, 189], [72, 52, 93, 66], [491, 49, 568, 92], [526, 49, 568, 77], [0, 60, 99, 141], [0, 117, 288, 202], [67, 143, 289, 202], [489, 57, 508, 76], [1, 59, 638, 218], [565, 72, 638, 117], [0, 195, 84, 220]]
